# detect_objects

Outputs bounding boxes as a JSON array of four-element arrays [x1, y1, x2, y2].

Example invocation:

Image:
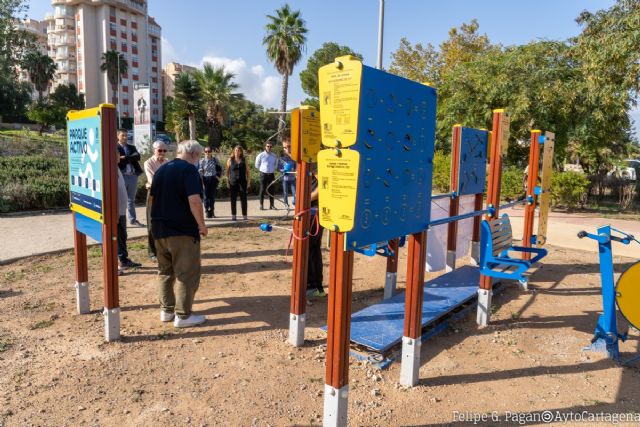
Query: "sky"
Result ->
[[28, 0, 623, 112]]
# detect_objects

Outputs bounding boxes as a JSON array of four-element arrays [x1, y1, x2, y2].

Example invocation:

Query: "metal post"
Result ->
[[101, 105, 120, 341], [522, 130, 541, 261], [323, 232, 354, 427], [400, 230, 427, 386], [376, 0, 385, 70], [72, 213, 90, 314], [117, 55, 121, 128], [384, 238, 399, 299], [478, 110, 509, 326], [446, 125, 462, 272]]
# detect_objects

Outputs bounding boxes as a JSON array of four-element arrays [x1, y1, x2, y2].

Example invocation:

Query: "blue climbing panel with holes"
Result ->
[[458, 127, 489, 196], [325, 266, 480, 352]]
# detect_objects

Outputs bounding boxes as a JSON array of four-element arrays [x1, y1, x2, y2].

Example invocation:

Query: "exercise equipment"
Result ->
[[577, 226, 640, 364]]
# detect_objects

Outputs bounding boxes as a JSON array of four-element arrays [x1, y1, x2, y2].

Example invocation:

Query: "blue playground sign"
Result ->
[[67, 108, 103, 223]]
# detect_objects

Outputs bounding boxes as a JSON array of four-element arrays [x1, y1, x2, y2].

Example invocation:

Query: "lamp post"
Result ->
[[376, 0, 385, 70], [116, 53, 122, 129]]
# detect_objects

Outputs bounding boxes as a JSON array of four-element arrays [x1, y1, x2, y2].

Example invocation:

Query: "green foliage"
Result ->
[[432, 151, 451, 193], [551, 171, 590, 208], [26, 101, 65, 134], [0, 155, 68, 212], [299, 42, 362, 100], [49, 83, 85, 111], [500, 166, 525, 201], [173, 72, 203, 140], [20, 51, 56, 101], [222, 98, 279, 152], [194, 63, 243, 149], [100, 50, 128, 104]]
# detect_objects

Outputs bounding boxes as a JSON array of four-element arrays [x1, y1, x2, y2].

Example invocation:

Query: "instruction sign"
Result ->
[[318, 56, 362, 148], [67, 107, 103, 223], [291, 106, 321, 162], [317, 149, 360, 232]]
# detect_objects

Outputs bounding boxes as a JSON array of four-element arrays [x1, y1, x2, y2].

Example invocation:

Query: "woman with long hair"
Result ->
[[226, 145, 251, 220]]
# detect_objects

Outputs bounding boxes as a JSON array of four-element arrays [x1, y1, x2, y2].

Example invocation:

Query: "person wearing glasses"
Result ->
[[198, 148, 222, 219], [143, 141, 169, 261], [226, 145, 251, 221], [254, 141, 278, 210]]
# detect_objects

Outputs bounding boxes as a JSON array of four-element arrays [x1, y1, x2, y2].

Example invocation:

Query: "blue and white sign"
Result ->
[[67, 108, 103, 223]]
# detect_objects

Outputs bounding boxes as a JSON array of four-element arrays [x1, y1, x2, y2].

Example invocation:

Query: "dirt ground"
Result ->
[[0, 220, 639, 427]]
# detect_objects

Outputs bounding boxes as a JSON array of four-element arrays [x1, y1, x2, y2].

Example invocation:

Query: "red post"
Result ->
[[522, 130, 541, 261], [101, 105, 119, 311], [479, 110, 508, 291], [324, 232, 354, 424], [446, 125, 462, 271]]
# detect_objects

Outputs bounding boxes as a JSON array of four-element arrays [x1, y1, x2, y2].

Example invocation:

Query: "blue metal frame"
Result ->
[[479, 214, 547, 284]]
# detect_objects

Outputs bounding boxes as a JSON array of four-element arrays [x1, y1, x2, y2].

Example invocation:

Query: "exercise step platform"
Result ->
[[324, 266, 480, 353]]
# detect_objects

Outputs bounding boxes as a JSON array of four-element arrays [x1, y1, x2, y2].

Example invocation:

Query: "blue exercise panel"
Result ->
[[322, 266, 480, 352], [458, 127, 488, 196]]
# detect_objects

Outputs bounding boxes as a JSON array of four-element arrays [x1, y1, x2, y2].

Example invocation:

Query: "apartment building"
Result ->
[[43, 0, 162, 122], [161, 62, 197, 98], [15, 18, 50, 99]]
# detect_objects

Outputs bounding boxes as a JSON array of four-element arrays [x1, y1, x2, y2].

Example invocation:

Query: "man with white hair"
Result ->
[[144, 140, 169, 261], [149, 140, 208, 328]]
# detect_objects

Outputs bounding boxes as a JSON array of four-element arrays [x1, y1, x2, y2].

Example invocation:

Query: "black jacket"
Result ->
[[117, 143, 143, 176]]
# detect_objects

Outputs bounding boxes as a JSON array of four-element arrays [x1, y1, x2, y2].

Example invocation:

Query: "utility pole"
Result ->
[[117, 54, 122, 129], [376, 0, 385, 70]]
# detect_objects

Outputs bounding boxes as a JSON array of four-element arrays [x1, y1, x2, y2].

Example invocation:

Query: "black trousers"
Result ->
[[146, 190, 156, 257], [117, 215, 128, 263], [307, 222, 324, 291], [259, 172, 275, 207], [202, 176, 218, 215], [229, 180, 248, 216]]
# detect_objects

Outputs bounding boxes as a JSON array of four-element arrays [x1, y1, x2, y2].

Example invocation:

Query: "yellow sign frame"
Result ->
[[317, 148, 360, 233], [291, 106, 321, 163]]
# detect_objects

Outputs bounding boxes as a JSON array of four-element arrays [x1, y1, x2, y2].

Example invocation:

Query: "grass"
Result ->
[[0, 129, 65, 143], [22, 301, 55, 311], [0, 330, 12, 352], [3, 270, 25, 283], [29, 319, 54, 330], [88, 246, 102, 259]]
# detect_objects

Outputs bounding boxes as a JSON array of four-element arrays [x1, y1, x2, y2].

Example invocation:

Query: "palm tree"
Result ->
[[173, 72, 202, 140], [100, 50, 128, 106], [21, 51, 57, 102], [194, 63, 243, 150], [263, 4, 307, 140]]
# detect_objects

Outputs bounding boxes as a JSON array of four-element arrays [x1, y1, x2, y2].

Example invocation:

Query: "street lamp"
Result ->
[[377, 0, 385, 70], [117, 53, 122, 128]]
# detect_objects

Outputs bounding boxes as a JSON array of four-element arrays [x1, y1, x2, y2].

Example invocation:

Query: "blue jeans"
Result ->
[[283, 180, 296, 206], [123, 174, 138, 222]]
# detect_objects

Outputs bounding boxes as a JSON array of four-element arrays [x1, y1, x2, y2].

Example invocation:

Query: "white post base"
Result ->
[[476, 289, 493, 326], [288, 313, 306, 347], [323, 384, 349, 427], [399, 336, 421, 387], [445, 250, 456, 273], [470, 241, 480, 266], [383, 272, 397, 300], [74, 281, 90, 314], [103, 307, 121, 342]]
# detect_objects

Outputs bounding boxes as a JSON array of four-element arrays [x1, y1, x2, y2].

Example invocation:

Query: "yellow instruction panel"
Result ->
[[290, 106, 321, 163], [317, 149, 360, 233]]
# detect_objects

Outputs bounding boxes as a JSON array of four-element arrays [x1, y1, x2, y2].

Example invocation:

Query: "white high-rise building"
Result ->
[[43, 0, 162, 123]]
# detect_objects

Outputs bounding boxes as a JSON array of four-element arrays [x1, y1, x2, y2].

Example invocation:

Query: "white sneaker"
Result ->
[[160, 310, 175, 322], [173, 314, 206, 328]]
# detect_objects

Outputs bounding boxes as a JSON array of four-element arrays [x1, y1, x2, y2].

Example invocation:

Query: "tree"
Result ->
[[173, 72, 202, 140], [263, 4, 307, 140], [299, 42, 362, 102], [26, 101, 65, 134], [194, 63, 243, 150], [222, 98, 280, 152], [20, 51, 57, 101], [99, 50, 127, 106], [49, 83, 85, 111], [389, 38, 441, 85]]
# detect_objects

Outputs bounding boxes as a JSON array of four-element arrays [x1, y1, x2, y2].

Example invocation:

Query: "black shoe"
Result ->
[[121, 259, 141, 268], [206, 213, 213, 219], [269, 206, 276, 210], [260, 206, 265, 211]]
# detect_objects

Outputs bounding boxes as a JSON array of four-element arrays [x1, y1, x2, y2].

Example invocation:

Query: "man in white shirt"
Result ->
[[254, 141, 278, 210]]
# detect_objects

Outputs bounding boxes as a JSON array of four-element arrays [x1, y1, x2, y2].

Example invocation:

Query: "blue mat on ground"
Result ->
[[325, 265, 480, 352]]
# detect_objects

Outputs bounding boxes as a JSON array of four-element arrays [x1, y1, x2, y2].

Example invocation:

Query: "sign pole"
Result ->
[[72, 213, 90, 314], [101, 105, 120, 341], [323, 231, 353, 427]]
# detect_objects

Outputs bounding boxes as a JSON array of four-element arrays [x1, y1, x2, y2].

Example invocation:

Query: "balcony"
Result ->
[[115, 0, 146, 14]]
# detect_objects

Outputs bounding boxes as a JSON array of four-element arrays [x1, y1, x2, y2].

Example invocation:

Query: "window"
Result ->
[[120, 18, 126, 26], [109, 22, 116, 31], [121, 41, 127, 52]]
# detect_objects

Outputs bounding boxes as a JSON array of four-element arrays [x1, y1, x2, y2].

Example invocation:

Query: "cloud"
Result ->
[[161, 37, 178, 67], [199, 55, 281, 109]]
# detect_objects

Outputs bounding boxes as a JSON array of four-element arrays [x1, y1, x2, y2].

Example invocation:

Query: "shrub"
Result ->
[[551, 171, 589, 208], [432, 151, 451, 193], [500, 166, 525, 201]]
